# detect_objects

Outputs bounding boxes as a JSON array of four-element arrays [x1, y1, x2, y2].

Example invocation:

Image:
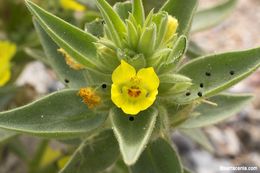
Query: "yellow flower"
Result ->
[[60, 0, 86, 12], [57, 156, 71, 169], [111, 60, 159, 115], [40, 147, 61, 168], [164, 15, 178, 41], [0, 41, 16, 87]]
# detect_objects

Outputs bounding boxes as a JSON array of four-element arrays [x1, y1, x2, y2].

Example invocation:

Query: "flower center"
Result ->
[[128, 86, 142, 98]]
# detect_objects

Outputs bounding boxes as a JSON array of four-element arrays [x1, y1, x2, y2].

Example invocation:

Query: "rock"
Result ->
[[236, 124, 260, 151], [16, 61, 58, 94], [205, 127, 241, 157], [190, 150, 233, 173]]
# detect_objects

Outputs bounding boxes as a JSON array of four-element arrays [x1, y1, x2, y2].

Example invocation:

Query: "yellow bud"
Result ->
[[164, 15, 178, 42]]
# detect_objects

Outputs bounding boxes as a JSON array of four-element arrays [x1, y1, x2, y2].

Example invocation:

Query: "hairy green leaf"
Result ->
[[175, 47, 260, 104], [0, 90, 107, 138], [96, 0, 126, 47], [25, 0, 98, 69], [158, 35, 187, 74], [110, 108, 158, 165], [85, 19, 104, 38], [159, 74, 191, 94], [138, 24, 156, 57], [132, 0, 145, 26], [126, 20, 139, 50], [34, 20, 87, 88], [161, 0, 198, 36], [153, 11, 168, 48], [60, 130, 119, 173], [180, 93, 252, 128], [24, 47, 49, 65], [103, 159, 129, 173], [192, 0, 237, 32], [130, 138, 183, 173], [114, 1, 132, 21]]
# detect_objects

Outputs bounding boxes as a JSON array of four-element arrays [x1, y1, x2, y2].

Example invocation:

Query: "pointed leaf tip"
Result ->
[[110, 108, 158, 165]]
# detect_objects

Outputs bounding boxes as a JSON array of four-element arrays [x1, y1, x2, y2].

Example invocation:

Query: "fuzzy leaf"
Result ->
[[153, 11, 168, 48], [167, 35, 187, 64], [158, 35, 187, 74], [126, 20, 139, 49], [130, 138, 183, 173], [132, 0, 145, 26], [114, 1, 132, 21], [25, 0, 98, 69], [60, 130, 119, 173], [96, 0, 126, 47], [187, 40, 206, 59], [179, 128, 214, 152], [161, 0, 198, 36], [175, 47, 260, 104], [180, 93, 252, 128], [138, 24, 156, 57], [160, 74, 191, 84], [0, 90, 107, 138], [33, 20, 87, 88], [192, 0, 237, 32], [24, 47, 49, 65], [110, 108, 158, 165], [85, 19, 104, 38], [159, 74, 191, 94], [103, 159, 129, 173]]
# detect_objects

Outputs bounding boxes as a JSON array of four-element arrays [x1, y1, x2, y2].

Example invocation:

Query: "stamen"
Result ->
[[78, 87, 101, 109], [128, 86, 142, 98]]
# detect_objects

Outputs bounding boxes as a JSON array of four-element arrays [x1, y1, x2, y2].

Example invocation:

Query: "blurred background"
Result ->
[[0, 0, 259, 172]]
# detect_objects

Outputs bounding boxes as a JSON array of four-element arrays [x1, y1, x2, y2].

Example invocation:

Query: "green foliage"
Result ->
[[161, 0, 198, 36], [180, 93, 252, 128], [33, 20, 87, 88], [25, 0, 99, 70], [96, 0, 126, 47], [130, 138, 183, 173], [174, 48, 260, 104], [60, 130, 119, 173], [0, 90, 107, 138], [0, 0, 259, 172], [110, 108, 158, 165]]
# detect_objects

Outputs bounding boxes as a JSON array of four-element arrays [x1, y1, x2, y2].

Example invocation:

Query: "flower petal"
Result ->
[[0, 41, 16, 61], [137, 67, 160, 91], [60, 0, 86, 11], [112, 60, 136, 85], [0, 67, 11, 87], [111, 84, 125, 108]]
